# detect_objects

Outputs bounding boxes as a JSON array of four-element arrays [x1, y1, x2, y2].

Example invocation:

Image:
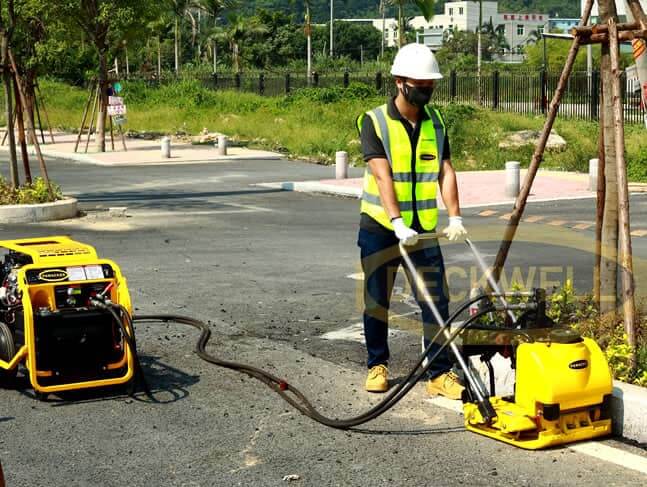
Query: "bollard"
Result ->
[[161, 136, 171, 158], [505, 161, 520, 198], [215, 135, 227, 156], [589, 158, 599, 191], [335, 151, 348, 179]]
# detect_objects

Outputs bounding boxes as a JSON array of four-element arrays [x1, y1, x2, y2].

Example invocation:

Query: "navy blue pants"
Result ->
[[358, 228, 453, 378]]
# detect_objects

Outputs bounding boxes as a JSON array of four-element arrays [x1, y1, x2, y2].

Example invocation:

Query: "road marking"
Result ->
[[129, 202, 273, 217], [524, 215, 545, 223], [320, 312, 417, 342], [573, 222, 594, 230], [547, 219, 568, 226], [425, 395, 647, 474], [346, 272, 364, 280], [478, 210, 498, 217], [631, 229, 647, 237], [569, 442, 647, 475]]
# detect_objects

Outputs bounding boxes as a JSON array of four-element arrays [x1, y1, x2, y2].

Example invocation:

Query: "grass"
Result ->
[[13, 79, 647, 181]]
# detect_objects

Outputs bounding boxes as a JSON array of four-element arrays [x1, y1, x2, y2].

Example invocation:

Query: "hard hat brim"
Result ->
[[391, 69, 443, 80]]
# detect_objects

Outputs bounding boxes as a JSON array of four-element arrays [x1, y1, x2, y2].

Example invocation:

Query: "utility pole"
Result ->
[[330, 0, 334, 57], [381, 0, 386, 59]]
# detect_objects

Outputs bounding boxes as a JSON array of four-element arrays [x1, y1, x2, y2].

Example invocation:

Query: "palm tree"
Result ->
[[198, 0, 236, 72], [221, 13, 267, 72], [168, 0, 199, 75], [386, 0, 435, 47]]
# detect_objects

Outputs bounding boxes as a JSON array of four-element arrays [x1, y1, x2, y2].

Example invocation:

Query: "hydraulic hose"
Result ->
[[131, 302, 501, 430]]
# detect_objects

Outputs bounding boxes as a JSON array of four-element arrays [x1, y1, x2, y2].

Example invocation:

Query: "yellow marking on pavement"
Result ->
[[547, 219, 568, 226], [630, 229, 647, 237], [479, 210, 497, 217], [573, 223, 594, 230], [524, 215, 545, 223], [499, 213, 513, 221]]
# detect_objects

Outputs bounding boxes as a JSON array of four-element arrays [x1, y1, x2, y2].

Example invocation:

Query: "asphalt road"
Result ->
[[0, 157, 646, 486]]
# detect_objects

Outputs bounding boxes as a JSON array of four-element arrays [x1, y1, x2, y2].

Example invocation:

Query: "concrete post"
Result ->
[[335, 151, 348, 179], [505, 161, 520, 198], [161, 136, 171, 158], [215, 135, 227, 156], [589, 158, 598, 191]]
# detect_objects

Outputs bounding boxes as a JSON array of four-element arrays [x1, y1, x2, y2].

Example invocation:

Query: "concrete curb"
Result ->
[[0, 144, 282, 166], [611, 380, 647, 445], [0, 198, 78, 224]]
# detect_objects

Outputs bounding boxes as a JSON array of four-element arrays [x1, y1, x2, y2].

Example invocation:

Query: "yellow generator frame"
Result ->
[[0, 236, 135, 395]]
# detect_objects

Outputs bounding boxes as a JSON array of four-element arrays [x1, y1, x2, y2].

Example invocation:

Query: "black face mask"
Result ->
[[401, 83, 434, 107]]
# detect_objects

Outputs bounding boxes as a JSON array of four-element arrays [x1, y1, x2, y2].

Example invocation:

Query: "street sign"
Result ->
[[109, 96, 124, 106]]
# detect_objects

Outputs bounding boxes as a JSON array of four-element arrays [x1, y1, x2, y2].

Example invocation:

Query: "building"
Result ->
[[368, 1, 550, 60], [548, 18, 579, 33]]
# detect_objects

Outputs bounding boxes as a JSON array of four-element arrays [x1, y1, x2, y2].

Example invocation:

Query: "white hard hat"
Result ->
[[391, 43, 442, 80]]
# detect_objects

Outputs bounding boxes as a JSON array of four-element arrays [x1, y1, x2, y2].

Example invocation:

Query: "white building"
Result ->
[[371, 1, 549, 57]]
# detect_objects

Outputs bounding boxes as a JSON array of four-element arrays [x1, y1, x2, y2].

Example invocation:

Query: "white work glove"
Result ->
[[442, 216, 467, 241], [392, 217, 419, 246]]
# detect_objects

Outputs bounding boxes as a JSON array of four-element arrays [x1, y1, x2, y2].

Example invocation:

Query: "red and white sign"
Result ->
[[109, 96, 124, 106], [107, 104, 127, 116]]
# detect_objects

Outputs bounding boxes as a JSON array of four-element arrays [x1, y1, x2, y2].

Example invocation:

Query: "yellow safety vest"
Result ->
[[356, 104, 446, 231]]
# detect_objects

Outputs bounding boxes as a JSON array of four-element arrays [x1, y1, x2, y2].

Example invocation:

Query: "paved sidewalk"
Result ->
[[0, 132, 282, 166], [258, 169, 647, 208]]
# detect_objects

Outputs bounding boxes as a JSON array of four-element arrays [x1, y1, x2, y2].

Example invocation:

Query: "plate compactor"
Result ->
[[0, 236, 136, 397], [0, 235, 614, 451], [399, 236, 614, 450]]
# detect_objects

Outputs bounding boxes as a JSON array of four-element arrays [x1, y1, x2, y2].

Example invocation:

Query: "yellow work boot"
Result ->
[[365, 365, 389, 393], [426, 371, 464, 400]]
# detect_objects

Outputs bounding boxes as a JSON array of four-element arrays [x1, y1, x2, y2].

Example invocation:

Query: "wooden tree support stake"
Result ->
[[609, 18, 637, 362], [490, 0, 595, 284], [8, 50, 52, 197], [74, 81, 95, 153]]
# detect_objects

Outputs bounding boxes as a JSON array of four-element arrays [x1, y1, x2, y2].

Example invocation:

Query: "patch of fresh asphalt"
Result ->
[[1, 158, 646, 486]]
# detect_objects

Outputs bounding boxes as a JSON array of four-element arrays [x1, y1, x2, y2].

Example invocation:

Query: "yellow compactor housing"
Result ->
[[0, 236, 135, 396], [464, 331, 613, 449]]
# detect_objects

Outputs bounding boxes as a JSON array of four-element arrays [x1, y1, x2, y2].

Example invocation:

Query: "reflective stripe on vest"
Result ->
[[358, 104, 445, 231]]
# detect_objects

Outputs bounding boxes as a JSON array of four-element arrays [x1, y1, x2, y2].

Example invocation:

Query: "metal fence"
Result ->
[[182, 70, 645, 125]]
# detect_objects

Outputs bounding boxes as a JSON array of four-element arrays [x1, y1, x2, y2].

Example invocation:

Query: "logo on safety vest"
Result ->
[[38, 269, 69, 282], [420, 154, 436, 161], [568, 360, 588, 370]]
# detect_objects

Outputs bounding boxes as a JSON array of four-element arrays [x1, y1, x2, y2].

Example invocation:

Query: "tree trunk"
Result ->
[[599, 0, 619, 315], [157, 36, 162, 79], [306, 6, 312, 84], [96, 50, 107, 153], [213, 42, 217, 73], [1, 34, 18, 188], [398, 3, 404, 47], [174, 17, 180, 75], [12, 72, 30, 184]]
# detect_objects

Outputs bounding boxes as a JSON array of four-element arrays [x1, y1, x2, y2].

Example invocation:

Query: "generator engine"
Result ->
[[0, 236, 136, 397]]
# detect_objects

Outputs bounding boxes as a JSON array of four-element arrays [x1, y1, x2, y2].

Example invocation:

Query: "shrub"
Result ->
[[0, 177, 63, 205]]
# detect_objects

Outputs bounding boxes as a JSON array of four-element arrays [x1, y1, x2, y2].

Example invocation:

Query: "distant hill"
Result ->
[[238, 1, 581, 22]]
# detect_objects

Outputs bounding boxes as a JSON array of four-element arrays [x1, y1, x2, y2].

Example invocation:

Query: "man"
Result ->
[[357, 43, 467, 399]]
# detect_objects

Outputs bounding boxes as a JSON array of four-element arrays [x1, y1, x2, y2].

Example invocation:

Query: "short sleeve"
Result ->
[[360, 115, 388, 162]]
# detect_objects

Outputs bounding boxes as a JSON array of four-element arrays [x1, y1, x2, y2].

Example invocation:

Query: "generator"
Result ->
[[0, 236, 136, 397]]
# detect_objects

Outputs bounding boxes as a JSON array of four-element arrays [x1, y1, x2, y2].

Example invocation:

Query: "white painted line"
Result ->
[[320, 312, 418, 343], [568, 442, 647, 475], [129, 202, 273, 217], [425, 396, 463, 413], [425, 391, 647, 474], [346, 272, 364, 280]]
